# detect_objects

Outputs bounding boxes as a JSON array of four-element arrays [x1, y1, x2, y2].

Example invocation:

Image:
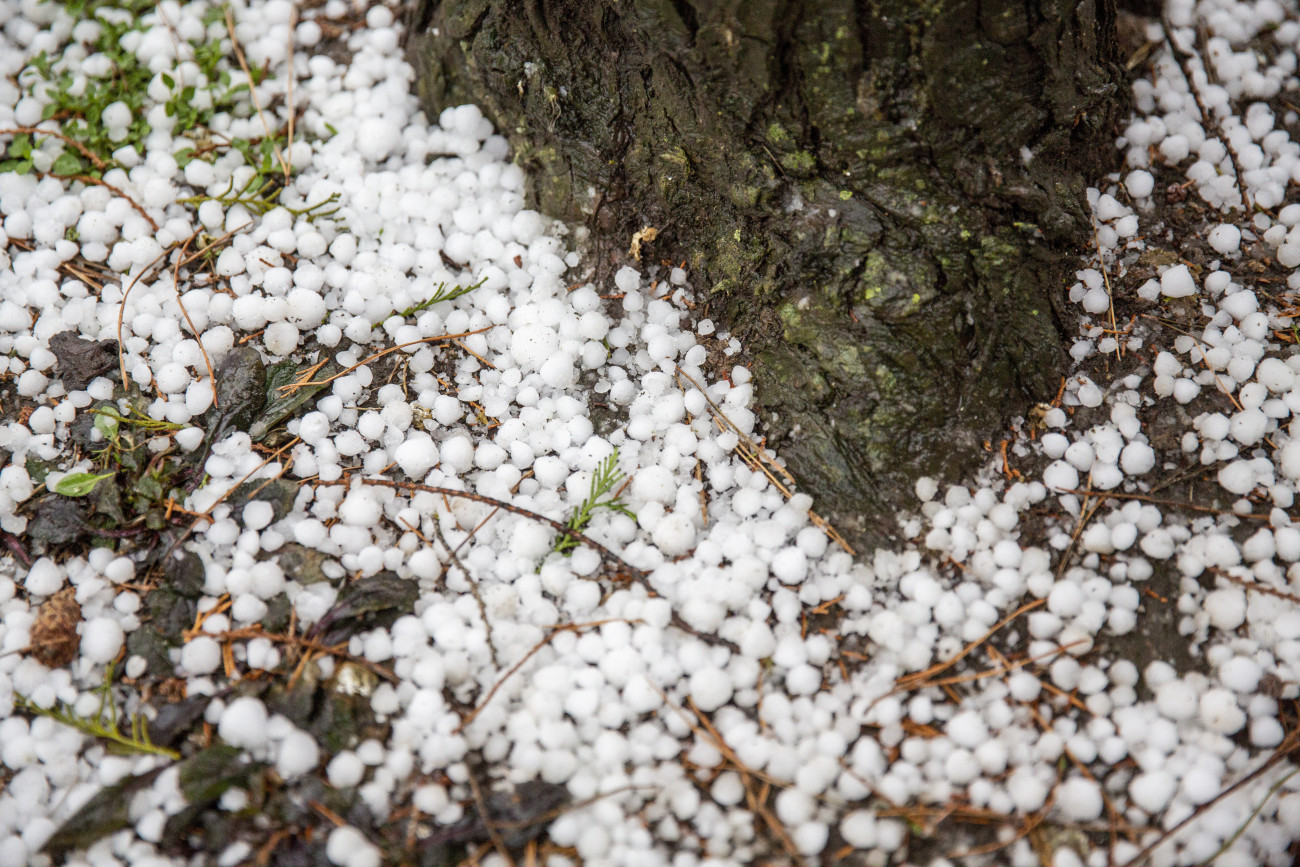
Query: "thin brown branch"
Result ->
[[1052, 487, 1267, 520], [312, 476, 643, 580], [0, 126, 107, 170], [1117, 728, 1300, 867], [61, 173, 159, 231], [455, 620, 629, 734], [894, 598, 1047, 692], [225, 6, 290, 180], [467, 769, 518, 867], [210, 625, 397, 683], [674, 365, 853, 554], [288, 327, 495, 391], [170, 234, 219, 409], [430, 511, 499, 667]]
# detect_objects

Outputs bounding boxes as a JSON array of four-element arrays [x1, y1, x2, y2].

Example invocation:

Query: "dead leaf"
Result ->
[[629, 226, 658, 262]]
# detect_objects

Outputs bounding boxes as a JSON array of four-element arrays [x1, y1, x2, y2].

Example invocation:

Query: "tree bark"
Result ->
[[405, 0, 1124, 547]]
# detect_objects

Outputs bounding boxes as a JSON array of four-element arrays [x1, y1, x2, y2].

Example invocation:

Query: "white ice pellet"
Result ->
[[1218, 656, 1261, 693], [181, 636, 222, 674], [276, 729, 320, 780], [840, 811, 877, 848], [1048, 581, 1084, 617], [771, 548, 808, 585], [23, 559, 63, 596], [1155, 679, 1198, 720], [1230, 408, 1268, 445], [689, 667, 733, 712], [338, 489, 383, 527], [218, 697, 269, 750], [946, 711, 988, 748], [1064, 441, 1094, 472], [1279, 441, 1300, 481], [1007, 768, 1049, 812], [356, 118, 402, 162], [540, 353, 576, 388], [1056, 777, 1103, 822], [243, 500, 275, 531], [1207, 223, 1241, 254], [216, 248, 245, 276], [652, 512, 696, 557], [511, 323, 559, 370], [1199, 688, 1246, 734], [1204, 588, 1247, 631], [614, 266, 641, 294], [1119, 442, 1155, 475], [1129, 772, 1175, 814], [1125, 170, 1154, 198], [1256, 357, 1296, 392], [1217, 460, 1256, 495], [1042, 461, 1078, 493], [394, 433, 438, 479], [264, 321, 300, 355], [176, 427, 205, 451], [328, 752, 365, 788], [1160, 264, 1196, 298], [80, 617, 124, 664], [1220, 289, 1258, 320], [326, 826, 380, 867]]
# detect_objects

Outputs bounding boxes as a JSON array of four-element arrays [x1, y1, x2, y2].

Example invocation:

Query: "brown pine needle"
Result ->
[[225, 6, 289, 181], [674, 364, 853, 554], [894, 597, 1047, 692], [286, 327, 495, 392]]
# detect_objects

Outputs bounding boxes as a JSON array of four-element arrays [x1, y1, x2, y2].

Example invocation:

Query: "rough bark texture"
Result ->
[[405, 0, 1124, 547]]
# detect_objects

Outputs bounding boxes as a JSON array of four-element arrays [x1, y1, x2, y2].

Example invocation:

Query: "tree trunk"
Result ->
[[404, 0, 1124, 547]]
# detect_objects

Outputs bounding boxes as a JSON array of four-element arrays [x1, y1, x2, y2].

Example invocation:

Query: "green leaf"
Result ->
[[176, 743, 256, 804], [248, 359, 339, 441], [10, 134, 32, 159], [308, 572, 418, 645], [93, 409, 119, 440], [50, 151, 84, 175], [54, 471, 115, 497], [132, 472, 164, 503], [41, 767, 166, 859], [161, 72, 174, 88]]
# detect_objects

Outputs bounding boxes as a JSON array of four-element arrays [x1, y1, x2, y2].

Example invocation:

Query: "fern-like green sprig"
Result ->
[[555, 448, 636, 555], [378, 276, 488, 329], [16, 663, 180, 760]]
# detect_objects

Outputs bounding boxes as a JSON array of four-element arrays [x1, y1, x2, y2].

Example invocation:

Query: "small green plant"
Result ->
[[4, 0, 281, 181], [554, 449, 635, 555], [178, 169, 341, 220], [16, 662, 180, 760], [378, 277, 488, 329], [91, 404, 184, 434], [83, 398, 193, 532]]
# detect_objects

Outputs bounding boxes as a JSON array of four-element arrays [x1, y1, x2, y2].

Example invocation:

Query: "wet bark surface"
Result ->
[[405, 0, 1125, 548]]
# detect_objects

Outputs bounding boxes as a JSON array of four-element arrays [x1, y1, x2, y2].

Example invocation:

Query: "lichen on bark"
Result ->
[[405, 0, 1123, 547]]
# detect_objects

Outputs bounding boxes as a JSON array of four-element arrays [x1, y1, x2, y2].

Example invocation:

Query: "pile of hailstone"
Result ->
[[1, 0, 1300, 864]]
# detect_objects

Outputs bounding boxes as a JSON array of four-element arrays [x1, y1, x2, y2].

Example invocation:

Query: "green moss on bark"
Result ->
[[405, 0, 1122, 547]]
